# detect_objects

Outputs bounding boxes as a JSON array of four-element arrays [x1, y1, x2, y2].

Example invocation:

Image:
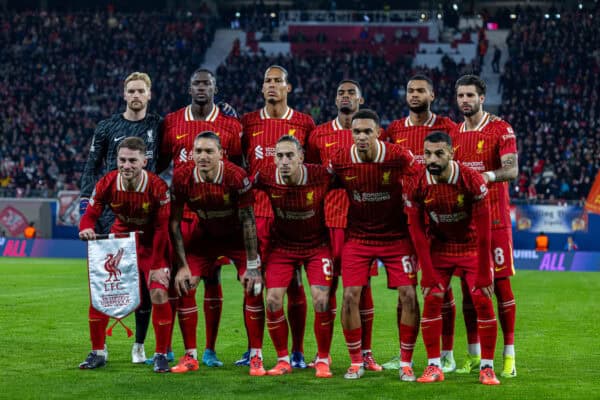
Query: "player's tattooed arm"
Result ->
[[239, 206, 259, 261], [484, 153, 518, 183]]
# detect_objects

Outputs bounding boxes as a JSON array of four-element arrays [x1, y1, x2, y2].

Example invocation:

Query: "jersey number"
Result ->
[[322, 258, 333, 277], [401, 255, 416, 274], [493, 247, 505, 265]]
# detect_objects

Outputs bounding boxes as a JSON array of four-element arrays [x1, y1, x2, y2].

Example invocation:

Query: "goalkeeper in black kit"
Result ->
[[79, 72, 164, 365]]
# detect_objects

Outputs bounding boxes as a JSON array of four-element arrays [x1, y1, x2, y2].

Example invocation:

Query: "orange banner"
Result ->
[[585, 172, 600, 214]]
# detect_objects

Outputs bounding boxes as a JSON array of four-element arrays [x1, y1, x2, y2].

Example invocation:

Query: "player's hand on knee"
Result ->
[[150, 268, 170, 287], [473, 277, 494, 298], [243, 268, 263, 296], [174, 266, 193, 296], [79, 228, 96, 241]]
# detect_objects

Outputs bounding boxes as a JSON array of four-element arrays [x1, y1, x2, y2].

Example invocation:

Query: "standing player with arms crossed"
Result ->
[[256, 136, 334, 378], [240, 65, 316, 368], [330, 109, 419, 381], [169, 132, 265, 376], [404, 131, 500, 385], [79, 137, 173, 373], [451, 75, 518, 378], [385, 74, 458, 372], [159, 69, 243, 368], [307, 80, 383, 372], [80, 72, 163, 364]]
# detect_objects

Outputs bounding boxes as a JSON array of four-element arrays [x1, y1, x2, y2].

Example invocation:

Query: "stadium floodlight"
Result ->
[[270, 12, 276, 18], [544, 14, 550, 19], [555, 13, 560, 19], [510, 13, 517, 19], [437, 13, 442, 19], [452, 3, 458, 11], [235, 11, 240, 17], [578, 3, 583, 10], [420, 13, 427, 20]]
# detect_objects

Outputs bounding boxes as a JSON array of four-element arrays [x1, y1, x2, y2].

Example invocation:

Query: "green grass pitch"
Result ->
[[1, 257, 599, 399]]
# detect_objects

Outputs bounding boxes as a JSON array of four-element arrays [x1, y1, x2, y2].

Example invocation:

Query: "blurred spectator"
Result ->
[[535, 232, 549, 251], [564, 236, 578, 251], [24, 222, 36, 239]]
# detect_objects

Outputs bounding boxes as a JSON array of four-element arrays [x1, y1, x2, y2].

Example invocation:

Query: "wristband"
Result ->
[[247, 258, 260, 270], [484, 171, 496, 182]]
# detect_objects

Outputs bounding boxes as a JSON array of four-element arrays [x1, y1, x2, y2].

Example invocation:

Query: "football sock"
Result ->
[[152, 301, 172, 354], [421, 295, 444, 359], [441, 287, 456, 352], [203, 281, 223, 351], [473, 295, 497, 361], [359, 285, 375, 351], [88, 305, 109, 351], [177, 289, 198, 351], [400, 323, 418, 364], [343, 327, 363, 364], [266, 308, 289, 358], [287, 276, 307, 354], [314, 311, 333, 359], [495, 278, 516, 348], [244, 292, 265, 349]]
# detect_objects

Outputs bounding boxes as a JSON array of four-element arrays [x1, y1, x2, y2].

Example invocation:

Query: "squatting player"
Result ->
[[385, 74, 458, 372], [307, 80, 383, 371], [168, 132, 265, 376], [451, 75, 519, 378], [404, 131, 500, 385], [240, 65, 316, 368], [80, 72, 163, 364], [78, 137, 173, 373], [256, 136, 334, 378], [329, 109, 419, 381], [159, 68, 243, 368]]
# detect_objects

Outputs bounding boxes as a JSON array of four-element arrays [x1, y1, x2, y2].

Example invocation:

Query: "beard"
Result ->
[[426, 163, 444, 176], [462, 103, 480, 117], [408, 102, 429, 114], [128, 100, 146, 111], [339, 105, 354, 114]]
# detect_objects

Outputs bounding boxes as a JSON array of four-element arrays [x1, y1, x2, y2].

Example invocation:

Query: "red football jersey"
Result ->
[[452, 112, 518, 230], [255, 163, 332, 251], [241, 107, 315, 176], [171, 160, 253, 240], [386, 113, 457, 165], [160, 104, 242, 170], [404, 161, 490, 256], [307, 118, 355, 228], [330, 140, 415, 245], [80, 170, 170, 269]]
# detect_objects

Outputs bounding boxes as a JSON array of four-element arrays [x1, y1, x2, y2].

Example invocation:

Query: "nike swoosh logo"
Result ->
[[271, 194, 283, 199], [408, 274, 416, 279], [110, 203, 123, 207], [158, 321, 171, 326], [495, 266, 507, 272], [396, 138, 408, 143], [190, 196, 202, 202], [176, 134, 189, 140], [114, 136, 125, 142], [250, 316, 262, 320], [325, 142, 338, 148], [252, 131, 263, 137], [345, 176, 358, 181], [424, 198, 434, 204]]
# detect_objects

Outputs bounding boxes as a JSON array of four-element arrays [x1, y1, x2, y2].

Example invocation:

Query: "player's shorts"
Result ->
[[329, 227, 345, 277], [265, 245, 333, 289], [186, 238, 247, 279], [432, 253, 490, 297], [341, 239, 417, 288], [491, 227, 515, 279]]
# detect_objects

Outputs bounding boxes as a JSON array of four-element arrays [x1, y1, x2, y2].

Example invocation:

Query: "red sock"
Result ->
[[473, 294, 498, 360], [244, 292, 265, 349], [461, 279, 479, 345], [421, 295, 443, 359], [359, 285, 374, 350], [343, 327, 363, 364], [495, 278, 516, 346], [287, 277, 307, 353], [314, 311, 333, 359], [88, 305, 109, 351], [399, 323, 418, 364], [152, 301, 173, 354], [177, 289, 198, 350], [203, 282, 223, 351], [266, 308, 289, 357], [441, 287, 456, 351]]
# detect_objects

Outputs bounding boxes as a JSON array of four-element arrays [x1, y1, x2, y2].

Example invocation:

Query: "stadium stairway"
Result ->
[[480, 29, 509, 109], [202, 29, 246, 73]]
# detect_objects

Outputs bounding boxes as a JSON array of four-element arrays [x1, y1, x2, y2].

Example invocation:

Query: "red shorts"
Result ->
[[491, 227, 515, 279], [329, 228, 345, 277], [186, 239, 247, 279], [138, 269, 169, 292], [432, 253, 490, 297], [341, 239, 417, 288], [265, 246, 333, 288]]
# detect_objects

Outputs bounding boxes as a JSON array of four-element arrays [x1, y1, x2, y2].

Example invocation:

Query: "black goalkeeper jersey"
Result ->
[[80, 113, 163, 198]]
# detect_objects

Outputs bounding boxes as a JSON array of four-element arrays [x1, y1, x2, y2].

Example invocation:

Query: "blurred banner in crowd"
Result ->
[[0, 199, 54, 238], [514, 205, 588, 233], [513, 250, 600, 272], [57, 190, 80, 226], [584, 173, 600, 214]]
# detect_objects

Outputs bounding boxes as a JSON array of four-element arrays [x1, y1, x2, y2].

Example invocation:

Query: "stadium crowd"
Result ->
[[1, 8, 598, 203], [0, 11, 215, 197], [499, 7, 600, 202]]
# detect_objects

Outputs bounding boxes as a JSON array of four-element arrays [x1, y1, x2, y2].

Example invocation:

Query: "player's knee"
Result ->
[[472, 294, 495, 317], [312, 292, 329, 312], [150, 289, 168, 304], [398, 285, 418, 311], [342, 287, 361, 309], [266, 290, 284, 311]]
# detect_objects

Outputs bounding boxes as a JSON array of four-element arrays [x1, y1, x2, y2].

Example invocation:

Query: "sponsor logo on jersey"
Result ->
[[252, 131, 263, 137], [114, 136, 125, 142], [476, 140, 485, 154], [176, 133, 189, 140], [424, 198, 434, 204], [457, 194, 464, 208], [325, 142, 338, 148], [306, 191, 314, 205], [352, 190, 391, 202], [345, 175, 358, 181], [396, 138, 408, 143], [147, 130, 154, 142], [142, 202, 150, 213], [382, 171, 391, 185], [288, 129, 296, 136], [110, 202, 123, 208]]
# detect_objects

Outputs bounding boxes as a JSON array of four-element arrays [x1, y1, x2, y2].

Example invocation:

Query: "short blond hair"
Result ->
[[124, 72, 152, 90]]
